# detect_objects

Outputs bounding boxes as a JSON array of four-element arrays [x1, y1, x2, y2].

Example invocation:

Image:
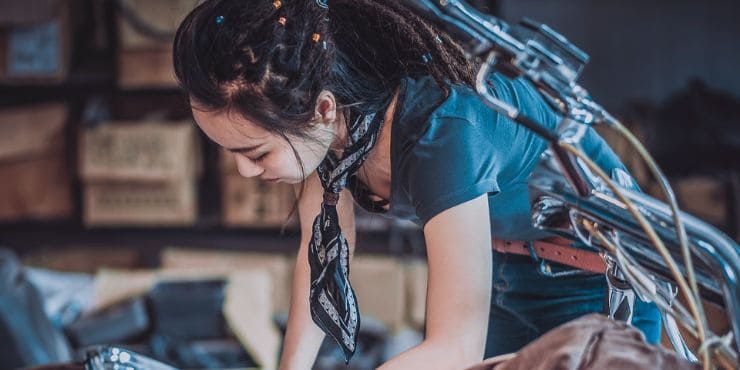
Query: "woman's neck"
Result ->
[[355, 87, 400, 202]]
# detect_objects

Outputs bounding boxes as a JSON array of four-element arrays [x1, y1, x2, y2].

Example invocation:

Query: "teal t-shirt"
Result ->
[[387, 73, 628, 240]]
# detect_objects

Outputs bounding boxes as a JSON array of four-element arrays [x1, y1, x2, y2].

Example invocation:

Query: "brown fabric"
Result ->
[[467, 314, 699, 370], [492, 238, 607, 274]]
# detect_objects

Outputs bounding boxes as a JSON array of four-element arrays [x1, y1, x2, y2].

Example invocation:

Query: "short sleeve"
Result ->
[[398, 116, 501, 225]]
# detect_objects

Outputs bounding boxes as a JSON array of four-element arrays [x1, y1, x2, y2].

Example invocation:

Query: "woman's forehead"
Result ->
[[191, 107, 272, 148]]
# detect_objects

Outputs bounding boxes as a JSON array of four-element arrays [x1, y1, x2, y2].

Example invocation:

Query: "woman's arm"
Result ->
[[278, 172, 357, 370], [378, 194, 492, 370]]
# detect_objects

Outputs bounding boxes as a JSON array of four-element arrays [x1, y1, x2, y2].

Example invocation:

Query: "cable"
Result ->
[[583, 221, 699, 336], [558, 142, 711, 369], [608, 120, 708, 342], [585, 221, 737, 369]]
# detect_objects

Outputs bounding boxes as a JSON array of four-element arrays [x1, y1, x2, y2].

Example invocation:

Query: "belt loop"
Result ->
[[526, 241, 540, 262]]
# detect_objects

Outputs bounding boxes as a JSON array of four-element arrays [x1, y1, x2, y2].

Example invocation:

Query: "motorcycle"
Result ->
[[400, 1, 739, 369], [20, 347, 178, 370]]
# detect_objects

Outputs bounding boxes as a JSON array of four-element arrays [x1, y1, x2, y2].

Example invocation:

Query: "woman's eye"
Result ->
[[253, 153, 268, 163]]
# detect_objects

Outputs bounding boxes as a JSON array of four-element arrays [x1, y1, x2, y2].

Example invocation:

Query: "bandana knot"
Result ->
[[308, 107, 387, 363]]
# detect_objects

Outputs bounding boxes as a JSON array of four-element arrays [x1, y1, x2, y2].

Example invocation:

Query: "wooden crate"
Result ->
[[117, 48, 178, 89], [80, 121, 200, 182], [116, 0, 199, 88], [0, 0, 72, 83], [222, 175, 297, 228], [83, 179, 197, 226], [0, 103, 72, 221], [117, 0, 198, 50]]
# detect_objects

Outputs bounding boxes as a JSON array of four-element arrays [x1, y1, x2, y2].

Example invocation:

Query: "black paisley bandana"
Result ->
[[309, 108, 386, 363]]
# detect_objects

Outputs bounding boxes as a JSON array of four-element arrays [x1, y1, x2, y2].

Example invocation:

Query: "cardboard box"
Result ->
[[80, 121, 200, 182], [83, 179, 197, 226], [0, 154, 73, 220], [117, 0, 198, 50], [0, 102, 66, 159], [117, 48, 178, 89], [222, 175, 297, 228], [0, 0, 71, 83], [351, 255, 407, 332], [0, 103, 72, 220], [220, 150, 297, 227], [80, 121, 201, 226], [116, 0, 198, 88]]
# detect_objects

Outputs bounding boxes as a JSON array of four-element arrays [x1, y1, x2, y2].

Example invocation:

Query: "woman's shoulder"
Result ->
[[393, 72, 557, 143], [393, 74, 482, 141], [433, 73, 551, 121], [393, 74, 448, 135]]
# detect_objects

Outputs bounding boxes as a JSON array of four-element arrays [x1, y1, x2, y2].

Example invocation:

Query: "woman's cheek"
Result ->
[[278, 153, 304, 180]]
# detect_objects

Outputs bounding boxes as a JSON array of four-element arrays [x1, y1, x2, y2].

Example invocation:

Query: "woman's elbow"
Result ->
[[424, 336, 486, 367]]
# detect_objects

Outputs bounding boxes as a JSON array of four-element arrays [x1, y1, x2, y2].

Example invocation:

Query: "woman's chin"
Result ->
[[281, 177, 302, 185]]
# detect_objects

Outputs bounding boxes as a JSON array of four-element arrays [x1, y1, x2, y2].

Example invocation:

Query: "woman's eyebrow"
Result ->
[[227, 143, 264, 154]]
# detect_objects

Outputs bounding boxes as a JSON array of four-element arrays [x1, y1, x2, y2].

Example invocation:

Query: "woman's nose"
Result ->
[[234, 155, 264, 178]]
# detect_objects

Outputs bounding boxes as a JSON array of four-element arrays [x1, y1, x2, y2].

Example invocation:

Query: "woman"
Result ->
[[173, 0, 661, 369]]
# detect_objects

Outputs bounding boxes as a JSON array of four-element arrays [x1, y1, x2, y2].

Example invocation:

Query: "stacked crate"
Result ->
[[0, 103, 73, 220], [116, 0, 198, 89], [220, 149, 297, 228], [79, 121, 201, 226], [0, 0, 74, 83]]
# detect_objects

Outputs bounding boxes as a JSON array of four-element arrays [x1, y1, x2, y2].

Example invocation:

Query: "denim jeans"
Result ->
[[484, 251, 662, 357]]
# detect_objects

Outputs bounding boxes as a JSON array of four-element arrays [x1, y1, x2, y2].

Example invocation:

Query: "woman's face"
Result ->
[[191, 105, 338, 184]]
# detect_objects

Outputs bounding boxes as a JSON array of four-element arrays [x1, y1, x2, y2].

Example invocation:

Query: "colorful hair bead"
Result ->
[[273, 0, 282, 9], [278, 16, 287, 26], [311, 33, 321, 42], [215, 15, 225, 25], [421, 52, 433, 64]]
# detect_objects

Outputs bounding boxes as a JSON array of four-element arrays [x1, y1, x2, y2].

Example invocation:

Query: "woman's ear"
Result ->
[[314, 90, 337, 126]]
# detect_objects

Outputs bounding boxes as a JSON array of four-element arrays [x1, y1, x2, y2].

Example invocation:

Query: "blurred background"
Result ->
[[0, 0, 737, 369]]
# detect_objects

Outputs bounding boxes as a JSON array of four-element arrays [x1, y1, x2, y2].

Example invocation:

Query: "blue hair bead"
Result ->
[[421, 52, 433, 64], [215, 15, 225, 25]]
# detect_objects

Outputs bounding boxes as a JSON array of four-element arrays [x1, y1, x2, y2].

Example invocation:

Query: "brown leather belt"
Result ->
[[492, 238, 606, 274]]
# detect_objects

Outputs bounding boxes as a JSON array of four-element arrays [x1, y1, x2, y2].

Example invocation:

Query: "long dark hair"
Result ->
[[173, 0, 475, 138]]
